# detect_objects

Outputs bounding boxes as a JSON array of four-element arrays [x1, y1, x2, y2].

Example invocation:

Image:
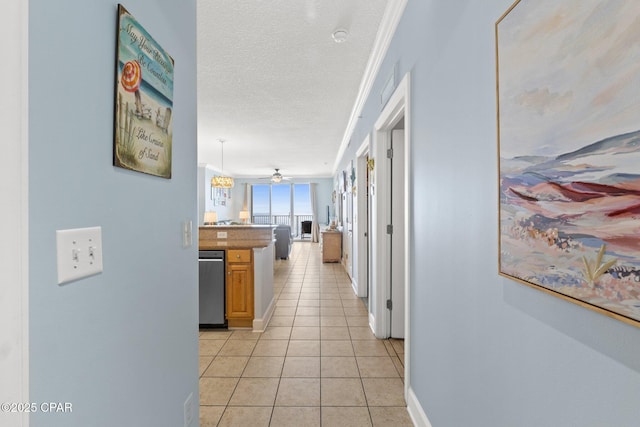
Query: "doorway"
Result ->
[[389, 123, 405, 339], [355, 136, 371, 299], [370, 72, 411, 397]]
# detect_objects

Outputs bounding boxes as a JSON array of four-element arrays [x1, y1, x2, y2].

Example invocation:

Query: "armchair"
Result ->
[[274, 225, 292, 259]]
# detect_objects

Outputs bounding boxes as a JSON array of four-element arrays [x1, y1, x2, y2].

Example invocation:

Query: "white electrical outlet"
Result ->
[[217, 231, 227, 239], [184, 392, 194, 427], [56, 226, 103, 285]]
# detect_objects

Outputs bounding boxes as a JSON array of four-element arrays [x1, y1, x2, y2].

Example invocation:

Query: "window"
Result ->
[[271, 184, 291, 225], [251, 184, 270, 224], [294, 184, 313, 236], [250, 183, 312, 237], [294, 184, 311, 216]]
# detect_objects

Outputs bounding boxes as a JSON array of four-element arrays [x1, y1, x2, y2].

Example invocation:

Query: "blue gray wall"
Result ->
[[29, 1, 198, 426], [336, 1, 640, 425]]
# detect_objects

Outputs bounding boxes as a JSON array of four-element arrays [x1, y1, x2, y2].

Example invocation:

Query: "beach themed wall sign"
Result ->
[[497, 0, 640, 327], [114, 4, 174, 178]]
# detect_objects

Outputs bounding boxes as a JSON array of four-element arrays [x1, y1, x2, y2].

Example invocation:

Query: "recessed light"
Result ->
[[332, 29, 348, 43]]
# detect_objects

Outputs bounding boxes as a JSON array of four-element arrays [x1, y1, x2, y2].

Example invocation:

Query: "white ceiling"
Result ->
[[197, 0, 390, 179]]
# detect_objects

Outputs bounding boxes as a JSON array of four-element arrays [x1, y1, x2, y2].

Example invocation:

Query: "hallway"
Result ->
[[199, 242, 413, 426]]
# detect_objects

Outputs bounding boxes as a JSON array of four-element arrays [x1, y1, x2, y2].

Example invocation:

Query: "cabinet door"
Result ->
[[322, 232, 342, 262], [226, 263, 254, 319]]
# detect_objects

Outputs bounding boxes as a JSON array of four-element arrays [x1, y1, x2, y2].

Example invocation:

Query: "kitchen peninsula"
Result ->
[[199, 225, 276, 331]]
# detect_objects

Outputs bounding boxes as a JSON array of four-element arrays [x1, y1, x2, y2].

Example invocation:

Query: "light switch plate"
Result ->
[[182, 220, 193, 248], [56, 226, 103, 285]]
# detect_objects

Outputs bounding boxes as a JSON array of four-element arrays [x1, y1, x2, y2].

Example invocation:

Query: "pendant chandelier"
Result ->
[[211, 139, 234, 189]]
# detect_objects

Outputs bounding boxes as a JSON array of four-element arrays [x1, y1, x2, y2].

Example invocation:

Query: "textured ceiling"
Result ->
[[197, 0, 389, 179]]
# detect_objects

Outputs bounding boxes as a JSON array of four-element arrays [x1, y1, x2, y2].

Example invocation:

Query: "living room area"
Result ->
[[197, 164, 336, 242]]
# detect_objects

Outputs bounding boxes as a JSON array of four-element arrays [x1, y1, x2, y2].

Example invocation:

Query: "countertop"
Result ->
[[199, 225, 275, 250], [199, 239, 275, 250]]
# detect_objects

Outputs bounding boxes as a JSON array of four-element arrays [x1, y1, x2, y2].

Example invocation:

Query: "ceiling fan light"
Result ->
[[271, 171, 283, 183]]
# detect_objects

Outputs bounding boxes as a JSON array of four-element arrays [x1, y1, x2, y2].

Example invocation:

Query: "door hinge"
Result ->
[[386, 224, 393, 234], [387, 148, 393, 159], [387, 299, 393, 310]]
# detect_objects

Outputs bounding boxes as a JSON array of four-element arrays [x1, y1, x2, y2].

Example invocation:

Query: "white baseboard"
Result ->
[[252, 296, 275, 332], [368, 312, 376, 334], [351, 278, 358, 296], [407, 386, 433, 427]]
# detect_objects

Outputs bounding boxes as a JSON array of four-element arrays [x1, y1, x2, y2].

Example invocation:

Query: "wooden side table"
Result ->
[[322, 231, 342, 263]]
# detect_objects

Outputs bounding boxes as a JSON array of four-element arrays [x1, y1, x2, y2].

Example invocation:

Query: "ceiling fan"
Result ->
[[260, 168, 291, 183]]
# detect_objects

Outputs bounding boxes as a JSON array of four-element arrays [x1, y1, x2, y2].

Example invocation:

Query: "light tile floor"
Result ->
[[199, 242, 413, 427]]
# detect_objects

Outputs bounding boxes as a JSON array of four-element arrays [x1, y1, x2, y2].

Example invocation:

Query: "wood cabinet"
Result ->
[[226, 249, 254, 328], [322, 231, 342, 263]]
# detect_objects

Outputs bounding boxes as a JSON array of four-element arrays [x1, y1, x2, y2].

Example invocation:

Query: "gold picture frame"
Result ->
[[497, 0, 640, 327]]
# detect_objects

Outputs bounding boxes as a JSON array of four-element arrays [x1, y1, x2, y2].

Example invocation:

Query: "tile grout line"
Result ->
[[201, 242, 408, 425]]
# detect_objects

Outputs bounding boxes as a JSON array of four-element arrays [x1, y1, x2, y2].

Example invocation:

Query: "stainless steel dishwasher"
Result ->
[[198, 250, 226, 328]]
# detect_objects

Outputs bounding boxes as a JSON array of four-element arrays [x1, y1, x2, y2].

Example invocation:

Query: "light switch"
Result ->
[[56, 226, 103, 285], [182, 220, 193, 248]]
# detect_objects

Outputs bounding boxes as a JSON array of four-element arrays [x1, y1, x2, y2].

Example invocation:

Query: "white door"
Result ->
[[367, 155, 374, 306], [351, 185, 358, 291], [348, 193, 354, 277], [344, 192, 353, 277], [389, 128, 405, 338], [354, 149, 369, 298]]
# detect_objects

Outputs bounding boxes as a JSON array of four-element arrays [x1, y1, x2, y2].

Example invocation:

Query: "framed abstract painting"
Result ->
[[497, 0, 640, 326]]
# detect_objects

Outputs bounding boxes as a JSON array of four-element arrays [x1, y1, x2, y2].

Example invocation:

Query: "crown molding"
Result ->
[[332, 0, 408, 174]]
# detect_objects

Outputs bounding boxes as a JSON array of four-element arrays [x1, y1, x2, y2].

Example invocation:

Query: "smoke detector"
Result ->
[[332, 29, 349, 43]]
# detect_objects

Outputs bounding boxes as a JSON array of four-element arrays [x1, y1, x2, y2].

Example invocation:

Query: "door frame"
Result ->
[[371, 72, 411, 397], [1, 1, 29, 426]]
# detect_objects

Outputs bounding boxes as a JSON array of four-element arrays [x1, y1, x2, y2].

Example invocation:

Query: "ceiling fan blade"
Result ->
[[253, 169, 292, 182]]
